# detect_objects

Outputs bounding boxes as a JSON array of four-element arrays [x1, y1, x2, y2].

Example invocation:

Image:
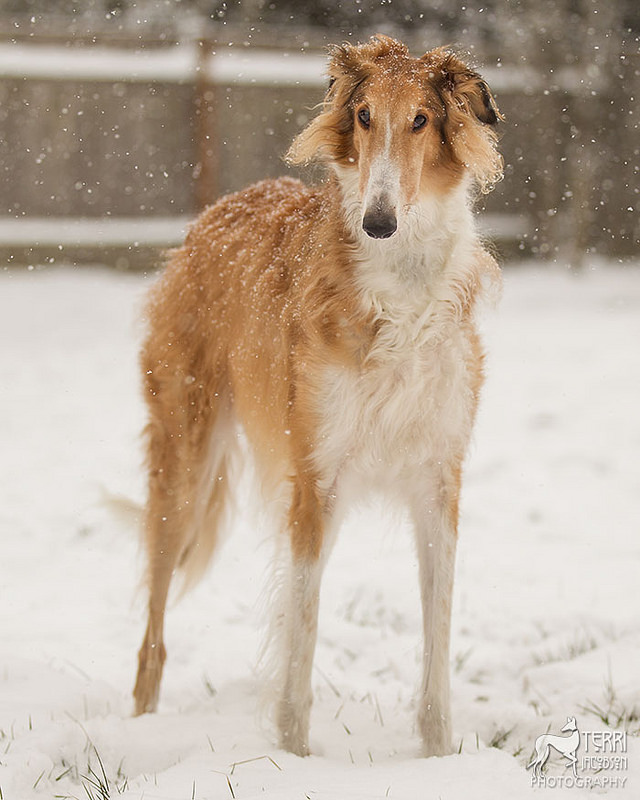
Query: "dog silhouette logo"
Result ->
[[527, 717, 581, 778]]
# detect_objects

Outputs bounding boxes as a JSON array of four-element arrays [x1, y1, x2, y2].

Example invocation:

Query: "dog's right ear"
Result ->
[[286, 36, 402, 167], [286, 43, 364, 167], [327, 40, 370, 75], [325, 34, 401, 93], [324, 42, 372, 105]]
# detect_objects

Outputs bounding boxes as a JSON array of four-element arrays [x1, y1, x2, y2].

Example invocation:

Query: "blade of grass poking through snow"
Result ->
[[488, 726, 514, 749], [203, 674, 217, 697], [374, 693, 384, 726], [315, 665, 341, 697], [229, 755, 282, 773], [578, 667, 640, 731], [116, 758, 127, 789], [82, 748, 111, 800], [454, 648, 473, 672], [82, 769, 109, 800], [55, 765, 73, 782]]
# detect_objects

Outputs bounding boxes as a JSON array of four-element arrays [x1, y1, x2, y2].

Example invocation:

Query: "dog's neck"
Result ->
[[330, 166, 478, 320]]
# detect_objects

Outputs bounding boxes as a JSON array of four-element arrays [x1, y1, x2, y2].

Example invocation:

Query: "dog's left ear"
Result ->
[[424, 49, 503, 126], [464, 76, 501, 125]]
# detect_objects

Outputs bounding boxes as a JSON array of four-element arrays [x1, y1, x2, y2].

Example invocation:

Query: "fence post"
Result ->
[[194, 37, 218, 210]]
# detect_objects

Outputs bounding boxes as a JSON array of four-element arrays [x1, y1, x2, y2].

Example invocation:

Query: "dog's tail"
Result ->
[[173, 451, 235, 596], [173, 404, 247, 596]]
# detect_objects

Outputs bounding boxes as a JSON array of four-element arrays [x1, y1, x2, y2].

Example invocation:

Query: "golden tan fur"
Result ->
[[133, 34, 503, 757]]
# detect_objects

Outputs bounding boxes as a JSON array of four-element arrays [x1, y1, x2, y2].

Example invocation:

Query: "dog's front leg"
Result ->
[[276, 553, 323, 756], [276, 478, 330, 756], [410, 473, 459, 757]]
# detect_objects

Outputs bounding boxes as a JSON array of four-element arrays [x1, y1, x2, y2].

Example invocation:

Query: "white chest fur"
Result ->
[[311, 309, 477, 491]]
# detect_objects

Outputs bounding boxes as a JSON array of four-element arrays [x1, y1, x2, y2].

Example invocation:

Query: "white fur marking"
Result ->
[[363, 114, 401, 217]]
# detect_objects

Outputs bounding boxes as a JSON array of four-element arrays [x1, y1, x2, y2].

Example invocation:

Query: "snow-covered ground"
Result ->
[[0, 261, 638, 799]]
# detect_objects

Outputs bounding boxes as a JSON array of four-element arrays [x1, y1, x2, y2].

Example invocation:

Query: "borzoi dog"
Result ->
[[133, 34, 503, 757]]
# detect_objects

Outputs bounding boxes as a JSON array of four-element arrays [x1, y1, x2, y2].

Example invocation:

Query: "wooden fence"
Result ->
[[0, 38, 637, 268]]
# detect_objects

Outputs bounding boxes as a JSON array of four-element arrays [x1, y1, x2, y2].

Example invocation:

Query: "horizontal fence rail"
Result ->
[[0, 41, 607, 91], [0, 38, 636, 268]]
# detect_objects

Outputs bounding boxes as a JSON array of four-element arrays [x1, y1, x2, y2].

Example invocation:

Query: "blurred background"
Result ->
[[0, 0, 637, 270]]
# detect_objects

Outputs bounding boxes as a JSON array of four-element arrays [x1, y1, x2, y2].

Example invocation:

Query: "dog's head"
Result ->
[[287, 35, 503, 240]]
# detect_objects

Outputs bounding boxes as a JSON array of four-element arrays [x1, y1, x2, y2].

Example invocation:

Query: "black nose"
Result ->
[[362, 212, 397, 239]]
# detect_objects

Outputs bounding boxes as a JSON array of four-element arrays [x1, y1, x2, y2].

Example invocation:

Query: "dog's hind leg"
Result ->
[[133, 374, 232, 716], [133, 460, 185, 715], [274, 476, 335, 756]]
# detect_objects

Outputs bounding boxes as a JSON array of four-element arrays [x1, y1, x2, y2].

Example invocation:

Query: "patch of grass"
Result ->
[[81, 757, 110, 800], [532, 628, 600, 667], [580, 673, 640, 733], [80, 747, 128, 800], [488, 726, 515, 750], [453, 648, 473, 673]]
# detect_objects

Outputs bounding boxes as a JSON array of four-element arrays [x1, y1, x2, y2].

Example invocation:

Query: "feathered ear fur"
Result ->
[[425, 48, 503, 126], [286, 35, 408, 166], [423, 47, 504, 192], [285, 43, 364, 166]]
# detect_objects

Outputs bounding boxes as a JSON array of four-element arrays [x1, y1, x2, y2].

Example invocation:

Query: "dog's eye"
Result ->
[[357, 108, 370, 129], [412, 114, 428, 130]]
